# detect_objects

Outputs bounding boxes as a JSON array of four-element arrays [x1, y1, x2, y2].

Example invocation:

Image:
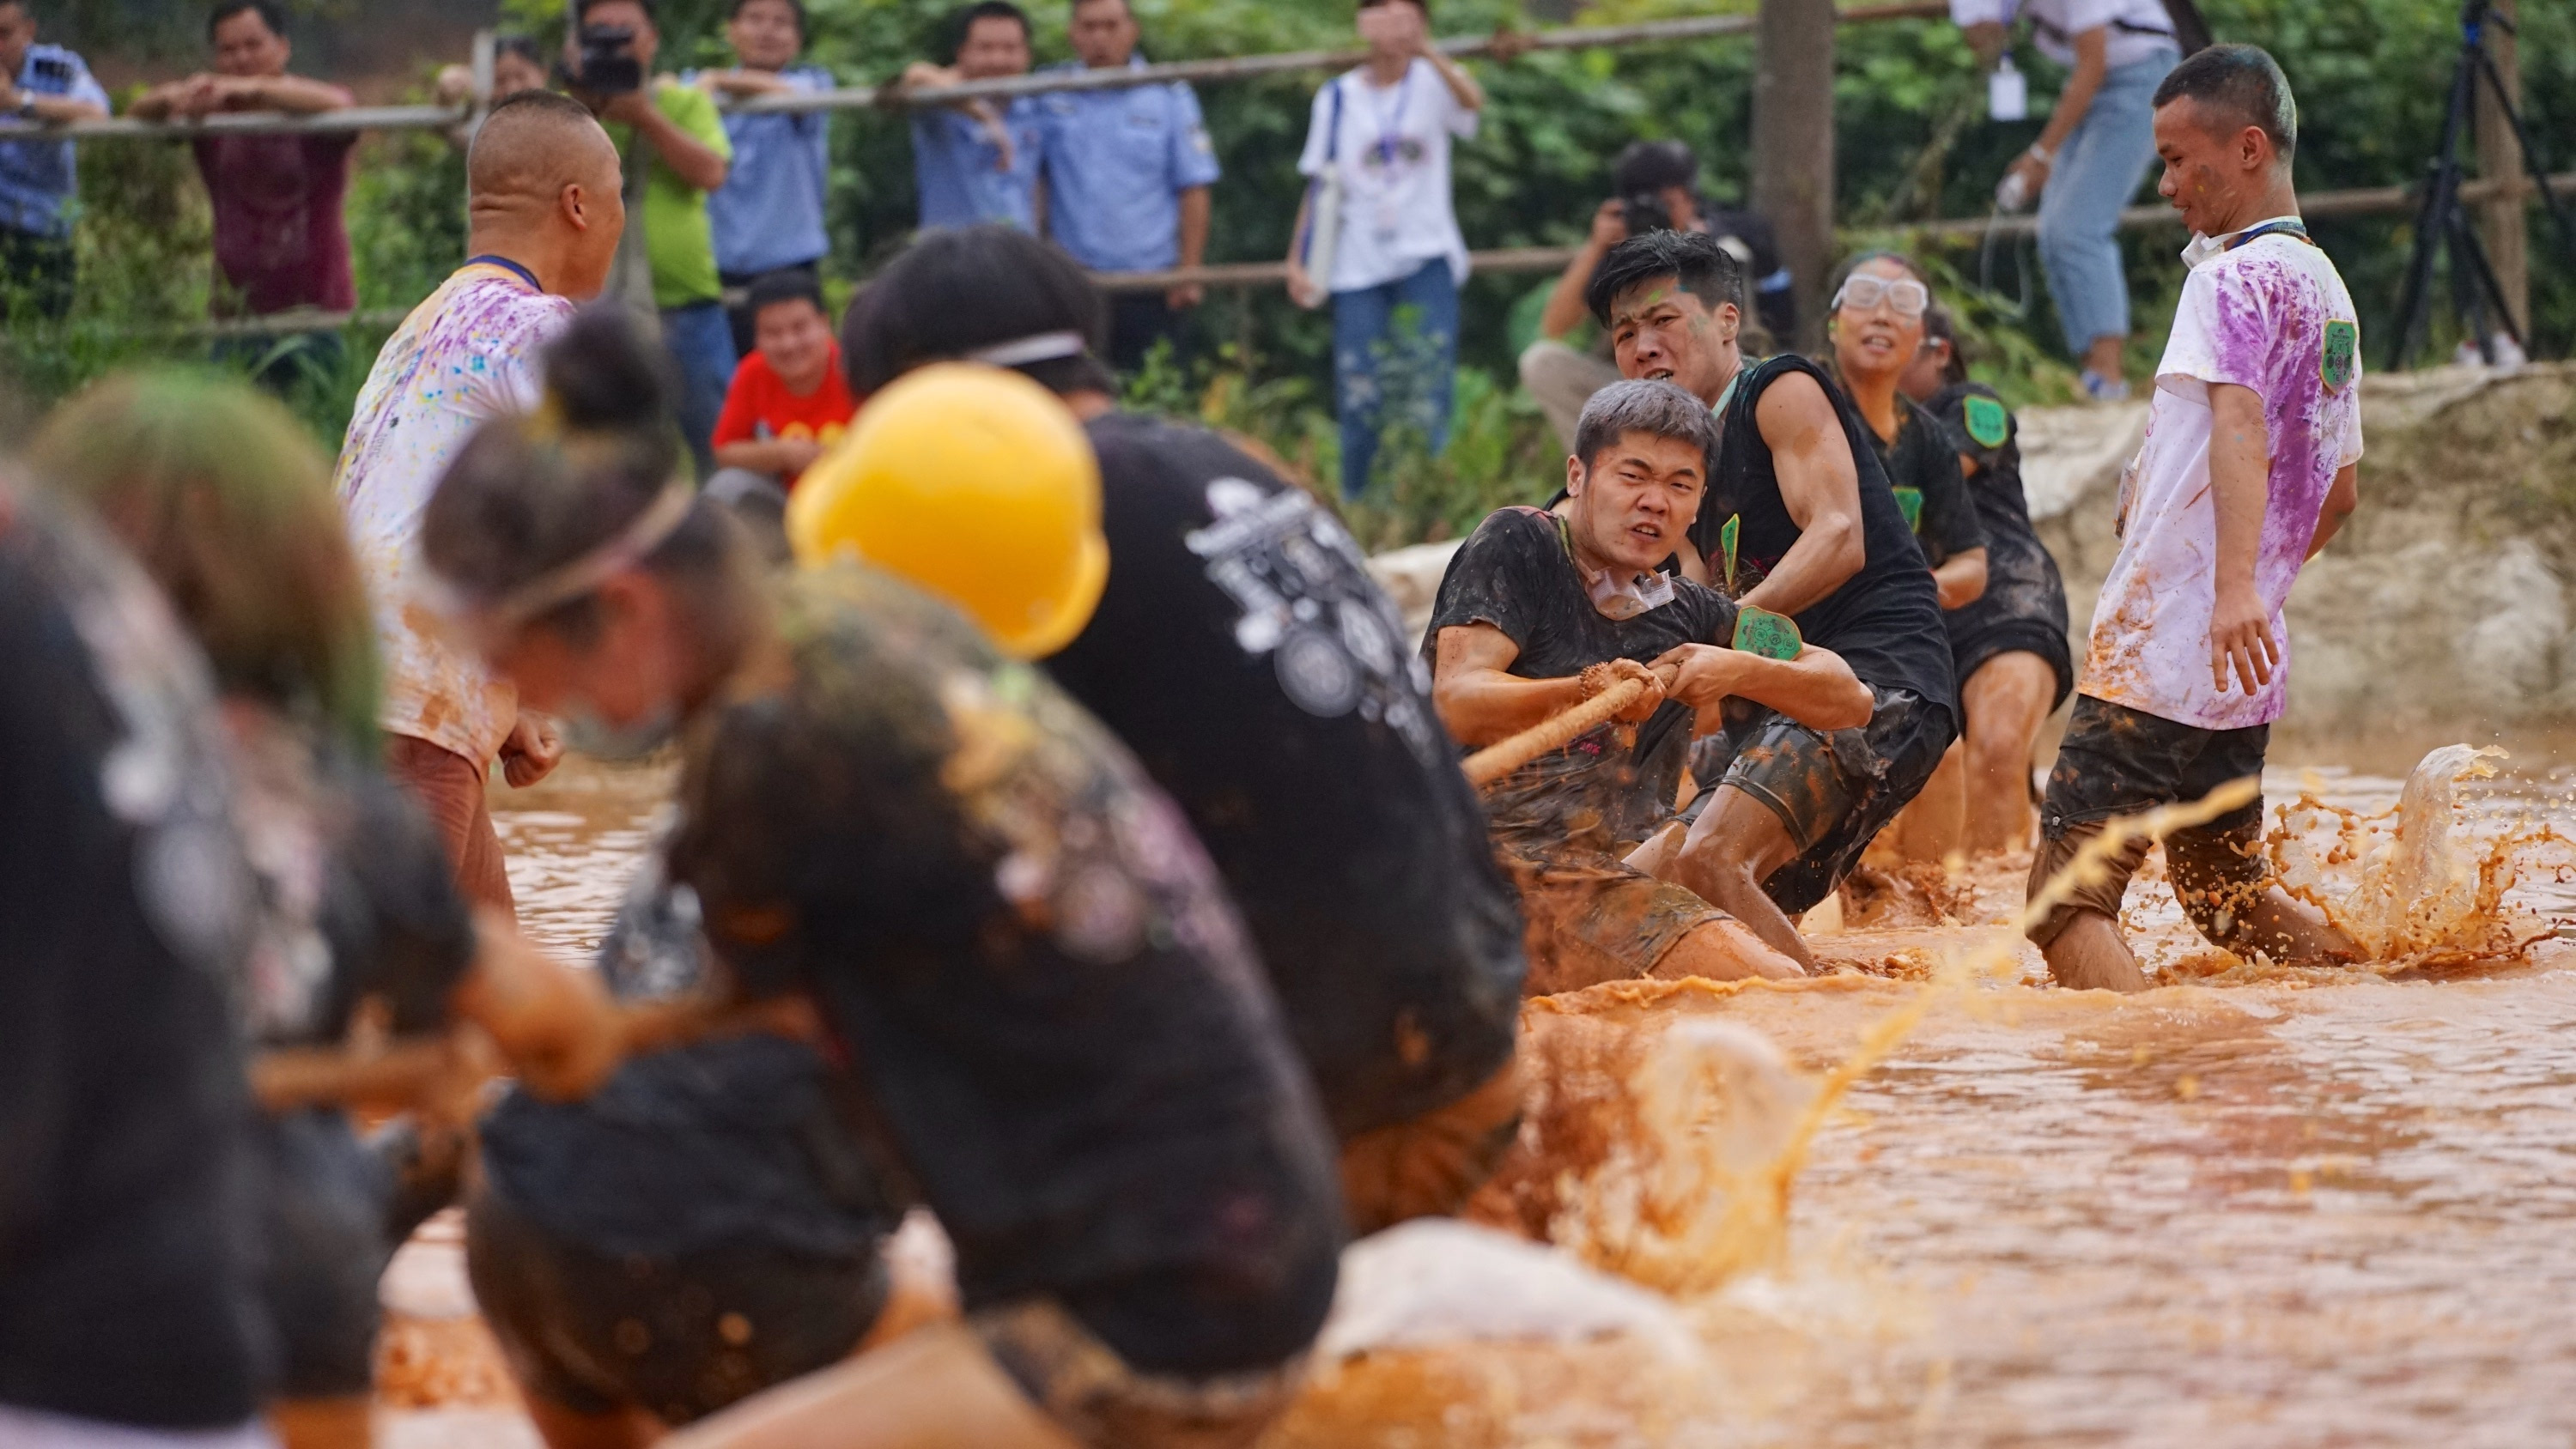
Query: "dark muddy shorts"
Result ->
[[1494, 838, 1732, 995], [258, 1109, 401, 1400], [974, 1297, 1309, 1449], [1951, 617, 2075, 714], [2024, 694, 2271, 949], [1688, 685, 1956, 914], [465, 1184, 891, 1426]]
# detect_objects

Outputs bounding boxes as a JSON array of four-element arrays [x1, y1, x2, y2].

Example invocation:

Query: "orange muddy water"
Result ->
[[379, 745, 2576, 1448]]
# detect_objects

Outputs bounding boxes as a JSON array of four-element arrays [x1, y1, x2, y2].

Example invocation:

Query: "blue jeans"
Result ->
[[2036, 46, 2178, 357], [662, 300, 738, 479], [1332, 259, 1461, 500]]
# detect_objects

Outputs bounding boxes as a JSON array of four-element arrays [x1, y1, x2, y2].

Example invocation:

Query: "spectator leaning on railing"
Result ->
[[0, 0, 106, 321], [1037, 0, 1219, 373], [692, 0, 834, 358], [132, 0, 355, 397], [900, 0, 1044, 235], [565, 0, 736, 477]]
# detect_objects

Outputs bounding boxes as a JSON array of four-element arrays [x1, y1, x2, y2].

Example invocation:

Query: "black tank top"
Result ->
[[1688, 354, 1958, 722]]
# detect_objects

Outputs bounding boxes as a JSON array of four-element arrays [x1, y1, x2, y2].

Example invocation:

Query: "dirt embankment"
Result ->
[[2027, 362, 2576, 737]]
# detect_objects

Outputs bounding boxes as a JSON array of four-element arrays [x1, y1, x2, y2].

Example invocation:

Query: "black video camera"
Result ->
[[28, 56, 70, 86], [1620, 190, 1674, 238], [564, 23, 642, 96]]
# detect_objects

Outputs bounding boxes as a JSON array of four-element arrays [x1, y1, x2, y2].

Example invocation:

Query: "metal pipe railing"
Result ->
[[0, 2, 1947, 140]]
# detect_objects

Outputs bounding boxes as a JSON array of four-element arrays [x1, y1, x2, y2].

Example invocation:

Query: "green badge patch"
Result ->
[[1732, 605, 1802, 660], [1962, 393, 2010, 450], [1893, 486, 1924, 532], [2321, 318, 2358, 391], [1720, 514, 1741, 596]]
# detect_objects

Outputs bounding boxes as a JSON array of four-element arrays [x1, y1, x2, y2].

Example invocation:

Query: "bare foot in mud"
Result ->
[[2040, 910, 2152, 992], [1650, 917, 1807, 983]]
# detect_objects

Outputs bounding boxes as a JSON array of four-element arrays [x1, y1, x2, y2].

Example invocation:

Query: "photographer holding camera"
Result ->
[[565, 0, 736, 476], [1516, 139, 1793, 450]]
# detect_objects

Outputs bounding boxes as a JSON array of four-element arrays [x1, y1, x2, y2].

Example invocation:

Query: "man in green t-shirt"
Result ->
[[568, 0, 736, 474]]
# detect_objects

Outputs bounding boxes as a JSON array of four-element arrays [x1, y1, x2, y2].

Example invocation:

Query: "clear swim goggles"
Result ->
[[1832, 274, 1931, 318]]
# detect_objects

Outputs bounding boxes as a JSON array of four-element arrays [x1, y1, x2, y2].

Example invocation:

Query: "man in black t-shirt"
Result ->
[[1583, 230, 1959, 971], [841, 225, 1528, 1234], [1428, 379, 1874, 991], [0, 485, 270, 1442]]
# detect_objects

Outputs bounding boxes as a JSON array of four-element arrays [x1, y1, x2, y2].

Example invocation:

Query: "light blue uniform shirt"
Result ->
[[0, 45, 107, 238], [1036, 56, 1220, 273], [696, 64, 834, 276], [910, 97, 1043, 232]]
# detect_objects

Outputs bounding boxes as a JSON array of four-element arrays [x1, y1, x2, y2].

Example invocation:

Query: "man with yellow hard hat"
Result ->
[[814, 224, 1528, 1237]]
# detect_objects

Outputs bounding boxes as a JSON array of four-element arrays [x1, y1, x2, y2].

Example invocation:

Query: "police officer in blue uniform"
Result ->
[[1036, 0, 1220, 372]]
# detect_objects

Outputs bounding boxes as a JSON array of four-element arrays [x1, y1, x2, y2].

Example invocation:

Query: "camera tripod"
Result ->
[[2387, 0, 2576, 369]]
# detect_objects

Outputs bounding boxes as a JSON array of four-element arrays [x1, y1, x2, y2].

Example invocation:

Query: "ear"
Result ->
[[562, 181, 588, 229], [2239, 124, 2269, 173], [1564, 454, 1587, 498]]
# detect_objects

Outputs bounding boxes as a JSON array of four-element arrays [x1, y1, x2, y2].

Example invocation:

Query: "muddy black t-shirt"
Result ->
[[1424, 506, 1738, 852], [1857, 394, 1986, 571], [0, 491, 269, 1429], [1688, 355, 1957, 723], [1927, 382, 2072, 685], [666, 567, 1343, 1379], [1042, 412, 1523, 1141]]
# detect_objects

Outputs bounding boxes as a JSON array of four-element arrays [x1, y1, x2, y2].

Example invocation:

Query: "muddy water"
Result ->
[[397, 749, 2576, 1446]]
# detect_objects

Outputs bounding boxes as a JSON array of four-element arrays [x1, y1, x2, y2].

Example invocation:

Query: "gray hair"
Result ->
[[1571, 379, 1722, 478]]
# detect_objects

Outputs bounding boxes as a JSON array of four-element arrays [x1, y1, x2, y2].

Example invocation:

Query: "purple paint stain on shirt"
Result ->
[[2204, 252, 2335, 605]]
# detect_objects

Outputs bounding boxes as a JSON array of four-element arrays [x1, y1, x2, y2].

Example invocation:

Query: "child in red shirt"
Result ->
[[711, 270, 857, 490]]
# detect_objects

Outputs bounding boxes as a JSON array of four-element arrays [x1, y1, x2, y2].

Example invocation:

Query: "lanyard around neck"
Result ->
[[464, 254, 543, 292], [2225, 219, 2312, 252], [1362, 64, 1413, 166]]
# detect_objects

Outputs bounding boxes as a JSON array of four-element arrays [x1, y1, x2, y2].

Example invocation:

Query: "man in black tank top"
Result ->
[[1583, 231, 1959, 970]]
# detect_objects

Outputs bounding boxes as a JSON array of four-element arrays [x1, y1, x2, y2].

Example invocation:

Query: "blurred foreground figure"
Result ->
[[0, 481, 268, 1445], [423, 308, 1343, 1449], [835, 224, 1527, 1235], [336, 90, 625, 920], [33, 371, 627, 1449]]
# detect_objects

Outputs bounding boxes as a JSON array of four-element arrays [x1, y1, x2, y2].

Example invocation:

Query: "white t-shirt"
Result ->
[[1948, 0, 2182, 70], [1296, 58, 1477, 293], [2081, 221, 2364, 731], [335, 262, 572, 764]]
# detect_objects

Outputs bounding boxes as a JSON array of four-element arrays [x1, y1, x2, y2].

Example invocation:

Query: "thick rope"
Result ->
[[1462, 678, 1647, 791]]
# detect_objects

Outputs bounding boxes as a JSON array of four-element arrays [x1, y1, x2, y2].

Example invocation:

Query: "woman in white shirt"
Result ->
[[1285, 0, 1482, 500]]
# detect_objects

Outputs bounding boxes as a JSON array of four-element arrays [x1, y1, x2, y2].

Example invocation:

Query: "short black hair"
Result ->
[[732, 0, 805, 29], [495, 33, 544, 67], [1584, 229, 1745, 327], [2152, 42, 2297, 161], [747, 268, 825, 320], [951, 0, 1030, 55], [208, 0, 286, 41], [1357, 0, 1430, 17], [1612, 139, 1697, 197], [842, 225, 1113, 399], [1572, 379, 1721, 479], [575, 0, 657, 26]]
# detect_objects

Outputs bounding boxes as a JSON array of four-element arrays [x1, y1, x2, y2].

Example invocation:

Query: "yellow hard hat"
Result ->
[[787, 362, 1109, 659]]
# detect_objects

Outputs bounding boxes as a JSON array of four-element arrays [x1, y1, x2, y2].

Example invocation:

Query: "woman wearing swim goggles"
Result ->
[[1829, 271, 1932, 318]]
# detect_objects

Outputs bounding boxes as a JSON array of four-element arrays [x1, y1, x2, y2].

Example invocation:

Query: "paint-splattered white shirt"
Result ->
[[336, 262, 572, 763], [2081, 222, 2363, 731]]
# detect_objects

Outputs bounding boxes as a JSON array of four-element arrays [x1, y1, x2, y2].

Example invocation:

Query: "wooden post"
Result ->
[[1751, 0, 1837, 354], [2474, 0, 2528, 339]]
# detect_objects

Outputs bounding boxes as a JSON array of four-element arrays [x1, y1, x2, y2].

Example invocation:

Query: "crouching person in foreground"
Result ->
[[1428, 379, 1874, 993], [422, 308, 1345, 1449]]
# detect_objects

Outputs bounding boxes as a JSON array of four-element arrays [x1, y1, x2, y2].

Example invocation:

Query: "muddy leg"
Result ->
[[2168, 820, 2360, 965], [1663, 785, 1814, 973], [2038, 908, 2150, 992], [1880, 741, 1965, 864], [1649, 915, 1807, 982], [1961, 652, 2058, 855]]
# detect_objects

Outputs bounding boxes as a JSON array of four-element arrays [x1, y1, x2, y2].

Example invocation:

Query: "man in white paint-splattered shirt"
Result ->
[[335, 91, 625, 917], [2026, 45, 2364, 992]]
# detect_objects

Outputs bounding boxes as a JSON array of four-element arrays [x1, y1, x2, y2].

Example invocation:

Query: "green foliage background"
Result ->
[[18, 0, 2576, 538]]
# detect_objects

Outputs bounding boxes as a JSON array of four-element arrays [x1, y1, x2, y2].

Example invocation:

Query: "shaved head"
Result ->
[[465, 90, 626, 300], [470, 89, 620, 204]]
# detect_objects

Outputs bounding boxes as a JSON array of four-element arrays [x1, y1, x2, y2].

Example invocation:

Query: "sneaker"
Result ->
[[2079, 369, 2131, 403]]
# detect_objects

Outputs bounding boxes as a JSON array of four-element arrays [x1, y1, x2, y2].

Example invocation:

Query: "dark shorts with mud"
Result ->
[[1494, 834, 1732, 995], [974, 1297, 1309, 1449], [465, 1182, 890, 1425], [1687, 685, 1956, 914], [2025, 694, 2270, 949]]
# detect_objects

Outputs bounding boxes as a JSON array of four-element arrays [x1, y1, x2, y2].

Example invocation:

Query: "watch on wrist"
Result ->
[[12, 96, 32, 119], [2025, 142, 2055, 167]]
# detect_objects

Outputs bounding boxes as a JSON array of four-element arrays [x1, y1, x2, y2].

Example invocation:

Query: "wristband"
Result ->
[[2025, 142, 2055, 167]]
